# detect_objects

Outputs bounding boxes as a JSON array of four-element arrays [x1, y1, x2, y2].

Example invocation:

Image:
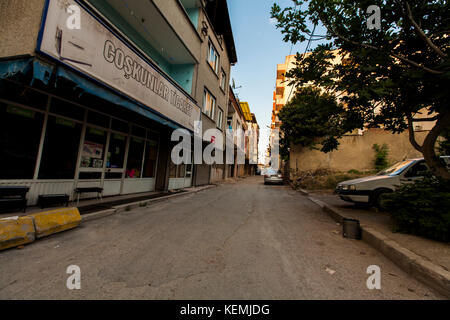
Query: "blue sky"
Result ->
[[227, 0, 325, 163]]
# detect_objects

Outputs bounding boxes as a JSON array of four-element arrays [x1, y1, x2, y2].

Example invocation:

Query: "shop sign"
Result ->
[[38, 0, 201, 131]]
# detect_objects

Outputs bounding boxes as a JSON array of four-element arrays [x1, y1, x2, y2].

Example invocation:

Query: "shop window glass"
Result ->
[[112, 118, 129, 133], [169, 161, 177, 178], [80, 127, 107, 169], [147, 131, 159, 141], [0, 81, 47, 111], [38, 116, 82, 179], [0, 103, 44, 179], [106, 133, 126, 169], [50, 98, 85, 121], [87, 111, 110, 128], [143, 140, 158, 178], [131, 125, 146, 138], [178, 164, 186, 178], [126, 137, 144, 178]]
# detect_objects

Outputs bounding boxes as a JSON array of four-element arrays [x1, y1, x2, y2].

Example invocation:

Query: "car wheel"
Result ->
[[371, 189, 392, 211]]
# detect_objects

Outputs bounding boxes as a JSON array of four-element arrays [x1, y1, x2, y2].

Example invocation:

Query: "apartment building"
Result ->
[[0, 0, 237, 205], [226, 86, 246, 178], [240, 101, 259, 176]]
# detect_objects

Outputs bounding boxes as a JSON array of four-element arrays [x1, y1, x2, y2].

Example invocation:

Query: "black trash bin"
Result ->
[[342, 218, 361, 240]]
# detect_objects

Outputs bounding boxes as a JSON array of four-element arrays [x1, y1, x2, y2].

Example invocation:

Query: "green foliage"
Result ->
[[294, 169, 371, 190], [382, 176, 450, 242], [279, 86, 351, 159], [372, 143, 389, 171], [271, 0, 450, 178]]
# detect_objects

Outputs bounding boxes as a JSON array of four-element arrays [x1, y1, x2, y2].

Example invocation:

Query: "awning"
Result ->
[[0, 57, 182, 131]]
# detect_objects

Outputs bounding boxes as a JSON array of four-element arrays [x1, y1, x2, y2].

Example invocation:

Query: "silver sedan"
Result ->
[[264, 169, 283, 185]]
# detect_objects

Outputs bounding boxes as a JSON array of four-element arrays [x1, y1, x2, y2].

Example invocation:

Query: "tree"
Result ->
[[438, 128, 450, 156], [278, 86, 351, 159], [271, 0, 450, 179]]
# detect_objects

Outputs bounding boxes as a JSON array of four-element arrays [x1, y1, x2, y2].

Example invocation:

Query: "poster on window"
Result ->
[[82, 141, 103, 159]]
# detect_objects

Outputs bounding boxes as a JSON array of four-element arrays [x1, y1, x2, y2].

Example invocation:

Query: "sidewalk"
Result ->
[[299, 188, 450, 298], [0, 185, 215, 220]]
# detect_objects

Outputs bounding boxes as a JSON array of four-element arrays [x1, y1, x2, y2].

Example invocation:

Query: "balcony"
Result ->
[[86, 0, 197, 94]]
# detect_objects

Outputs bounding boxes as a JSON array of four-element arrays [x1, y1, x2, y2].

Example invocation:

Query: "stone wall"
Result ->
[[289, 129, 429, 174]]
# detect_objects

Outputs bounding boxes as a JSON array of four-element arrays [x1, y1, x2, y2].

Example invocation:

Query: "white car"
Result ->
[[335, 156, 450, 208]]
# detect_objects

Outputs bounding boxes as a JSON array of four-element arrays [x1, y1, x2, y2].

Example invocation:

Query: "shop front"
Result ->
[[0, 77, 166, 205], [0, 0, 201, 206]]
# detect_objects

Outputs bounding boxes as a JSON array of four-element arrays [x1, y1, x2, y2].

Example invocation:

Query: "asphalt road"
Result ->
[[0, 176, 443, 299]]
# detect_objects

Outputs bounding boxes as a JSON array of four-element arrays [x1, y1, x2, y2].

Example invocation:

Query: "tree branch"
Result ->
[[407, 114, 423, 152], [318, 14, 445, 75], [403, 0, 447, 59]]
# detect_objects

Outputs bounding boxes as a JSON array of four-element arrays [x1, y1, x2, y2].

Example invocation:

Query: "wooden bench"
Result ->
[[0, 186, 29, 213], [38, 194, 70, 209], [74, 187, 103, 205]]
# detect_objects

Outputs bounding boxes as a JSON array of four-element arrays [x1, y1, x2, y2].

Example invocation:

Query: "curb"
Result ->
[[81, 184, 218, 223], [0, 208, 82, 251], [297, 188, 450, 298]]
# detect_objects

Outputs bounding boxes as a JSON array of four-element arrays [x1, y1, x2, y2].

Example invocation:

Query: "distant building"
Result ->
[[226, 87, 247, 179], [240, 102, 259, 176]]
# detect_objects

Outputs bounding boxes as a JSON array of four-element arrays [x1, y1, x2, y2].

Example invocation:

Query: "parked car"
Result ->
[[264, 169, 283, 185], [335, 156, 450, 208]]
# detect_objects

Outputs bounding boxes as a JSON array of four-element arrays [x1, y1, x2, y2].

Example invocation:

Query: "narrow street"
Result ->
[[0, 177, 442, 299]]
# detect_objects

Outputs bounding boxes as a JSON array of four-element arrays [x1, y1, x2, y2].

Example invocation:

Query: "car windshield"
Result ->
[[266, 169, 279, 175], [377, 160, 415, 176]]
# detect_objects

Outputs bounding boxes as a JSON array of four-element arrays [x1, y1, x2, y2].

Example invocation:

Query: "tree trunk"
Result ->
[[421, 112, 450, 180]]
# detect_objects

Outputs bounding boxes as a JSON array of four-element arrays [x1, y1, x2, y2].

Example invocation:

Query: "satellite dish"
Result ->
[[232, 78, 242, 90]]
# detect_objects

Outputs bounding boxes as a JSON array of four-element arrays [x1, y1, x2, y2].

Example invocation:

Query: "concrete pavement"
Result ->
[[0, 177, 444, 299]]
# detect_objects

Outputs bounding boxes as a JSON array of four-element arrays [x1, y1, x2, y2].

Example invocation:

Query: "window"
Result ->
[[50, 98, 85, 121], [169, 161, 177, 178], [227, 117, 233, 130], [207, 40, 219, 74], [80, 127, 107, 169], [106, 133, 127, 169], [217, 107, 224, 130], [143, 140, 158, 178], [126, 137, 145, 178], [0, 103, 44, 179], [203, 89, 216, 120], [405, 162, 429, 178], [220, 69, 226, 91], [0, 81, 48, 111], [39, 116, 82, 179], [111, 118, 129, 133], [87, 110, 110, 128]]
